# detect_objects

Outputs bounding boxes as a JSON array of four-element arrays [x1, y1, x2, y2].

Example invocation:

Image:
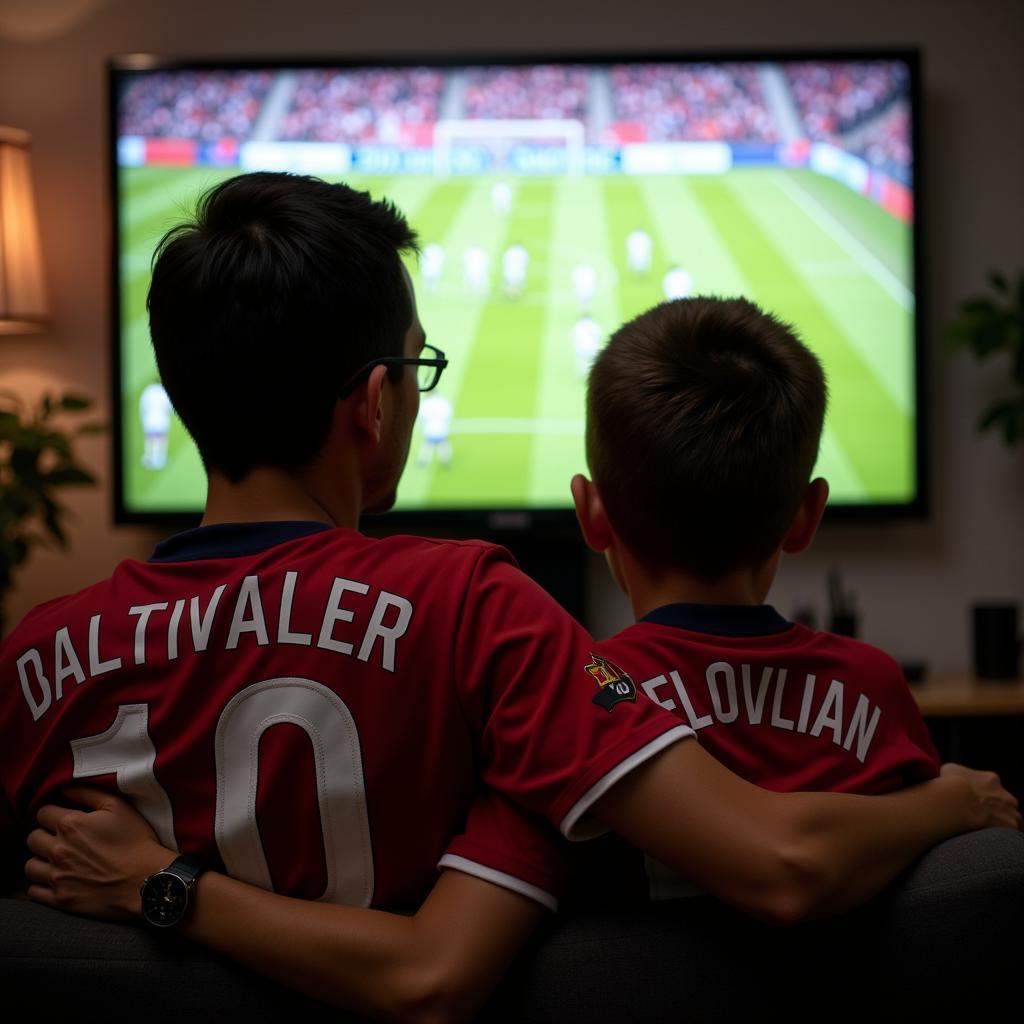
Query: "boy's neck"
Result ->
[[618, 548, 781, 621]]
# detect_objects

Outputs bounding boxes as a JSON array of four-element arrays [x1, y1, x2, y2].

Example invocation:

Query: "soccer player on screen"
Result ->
[[626, 228, 653, 275], [501, 243, 529, 298], [416, 391, 453, 468], [420, 242, 445, 293], [571, 315, 602, 379], [490, 180, 512, 214], [139, 381, 172, 469], [662, 265, 693, 300], [463, 244, 489, 296], [13, 173, 1018, 1024], [571, 262, 597, 314]]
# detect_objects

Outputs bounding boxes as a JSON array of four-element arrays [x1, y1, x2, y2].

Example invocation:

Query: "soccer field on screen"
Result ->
[[119, 164, 915, 514]]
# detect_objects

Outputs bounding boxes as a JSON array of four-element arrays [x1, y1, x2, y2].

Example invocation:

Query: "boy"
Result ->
[[571, 296, 941, 895]]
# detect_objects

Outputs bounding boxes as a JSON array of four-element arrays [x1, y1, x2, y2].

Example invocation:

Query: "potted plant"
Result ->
[[0, 391, 104, 636], [945, 270, 1024, 445]]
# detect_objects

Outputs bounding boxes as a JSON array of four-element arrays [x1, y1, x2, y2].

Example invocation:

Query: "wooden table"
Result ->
[[910, 674, 1024, 717]]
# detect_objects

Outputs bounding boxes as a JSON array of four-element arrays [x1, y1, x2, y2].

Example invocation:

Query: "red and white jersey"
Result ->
[[566, 602, 940, 904], [0, 522, 690, 911], [600, 603, 939, 796]]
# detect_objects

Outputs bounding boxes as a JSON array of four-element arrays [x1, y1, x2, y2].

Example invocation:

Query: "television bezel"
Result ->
[[108, 47, 928, 532]]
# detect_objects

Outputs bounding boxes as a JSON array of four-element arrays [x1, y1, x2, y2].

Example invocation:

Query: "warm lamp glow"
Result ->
[[0, 126, 49, 334]]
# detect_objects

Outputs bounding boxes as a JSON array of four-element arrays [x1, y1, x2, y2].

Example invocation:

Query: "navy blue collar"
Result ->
[[149, 521, 335, 563], [640, 603, 793, 637]]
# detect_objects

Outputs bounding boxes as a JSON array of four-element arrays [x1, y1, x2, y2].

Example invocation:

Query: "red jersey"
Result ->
[[0, 522, 690, 911], [569, 603, 940, 904], [601, 603, 939, 795]]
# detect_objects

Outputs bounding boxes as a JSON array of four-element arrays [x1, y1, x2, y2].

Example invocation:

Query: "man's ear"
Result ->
[[570, 474, 614, 553], [351, 365, 389, 443], [782, 477, 830, 555]]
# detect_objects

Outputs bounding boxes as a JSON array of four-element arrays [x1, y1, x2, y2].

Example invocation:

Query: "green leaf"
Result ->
[[41, 431, 72, 458], [43, 467, 96, 487], [978, 399, 1024, 434], [970, 319, 1015, 359], [40, 499, 67, 547], [959, 297, 999, 318], [988, 270, 1009, 293], [57, 394, 91, 412], [10, 447, 42, 482]]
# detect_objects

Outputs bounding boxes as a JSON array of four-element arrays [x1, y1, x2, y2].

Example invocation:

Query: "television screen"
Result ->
[[111, 52, 923, 524]]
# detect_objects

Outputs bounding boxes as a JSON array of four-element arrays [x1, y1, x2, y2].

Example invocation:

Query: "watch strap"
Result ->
[[164, 853, 212, 886]]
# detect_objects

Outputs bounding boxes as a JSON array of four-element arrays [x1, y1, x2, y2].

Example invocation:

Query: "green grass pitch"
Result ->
[[118, 165, 916, 514]]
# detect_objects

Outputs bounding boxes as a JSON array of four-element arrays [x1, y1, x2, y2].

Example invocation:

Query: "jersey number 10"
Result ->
[[70, 676, 375, 906]]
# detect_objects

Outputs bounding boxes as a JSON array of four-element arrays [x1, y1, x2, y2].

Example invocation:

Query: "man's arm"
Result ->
[[26, 788, 544, 1024], [594, 739, 1021, 924]]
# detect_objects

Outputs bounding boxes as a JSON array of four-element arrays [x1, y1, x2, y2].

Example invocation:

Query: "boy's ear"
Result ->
[[570, 474, 614, 553], [782, 477, 830, 554], [350, 366, 388, 443]]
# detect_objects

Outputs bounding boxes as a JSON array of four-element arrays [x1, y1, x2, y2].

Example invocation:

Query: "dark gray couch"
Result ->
[[3, 828, 1022, 1022]]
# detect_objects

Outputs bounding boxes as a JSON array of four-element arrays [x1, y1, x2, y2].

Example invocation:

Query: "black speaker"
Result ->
[[972, 604, 1021, 680]]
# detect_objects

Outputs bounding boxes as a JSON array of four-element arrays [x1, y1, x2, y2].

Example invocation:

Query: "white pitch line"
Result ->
[[775, 174, 915, 310]]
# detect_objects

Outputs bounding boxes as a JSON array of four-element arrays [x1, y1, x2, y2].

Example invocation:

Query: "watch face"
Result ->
[[141, 871, 189, 928]]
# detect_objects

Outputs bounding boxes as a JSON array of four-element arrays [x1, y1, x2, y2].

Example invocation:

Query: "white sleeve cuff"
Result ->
[[437, 854, 558, 912], [558, 726, 695, 841]]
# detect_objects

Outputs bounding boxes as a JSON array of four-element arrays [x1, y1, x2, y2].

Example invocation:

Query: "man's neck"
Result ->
[[201, 467, 361, 530]]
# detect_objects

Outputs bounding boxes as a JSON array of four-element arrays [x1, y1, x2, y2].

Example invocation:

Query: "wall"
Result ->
[[0, 0, 1021, 672]]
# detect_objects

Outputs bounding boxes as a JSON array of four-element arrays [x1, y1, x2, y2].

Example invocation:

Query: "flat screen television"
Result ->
[[110, 50, 925, 528]]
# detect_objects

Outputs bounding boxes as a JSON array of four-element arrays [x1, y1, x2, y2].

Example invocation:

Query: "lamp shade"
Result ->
[[0, 126, 49, 333]]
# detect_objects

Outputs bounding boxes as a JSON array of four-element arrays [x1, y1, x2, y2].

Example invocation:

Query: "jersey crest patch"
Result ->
[[586, 654, 637, 712]]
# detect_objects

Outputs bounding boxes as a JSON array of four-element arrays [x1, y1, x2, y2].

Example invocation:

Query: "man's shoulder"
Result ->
[[1, 574, 120, 654], [362, 532, 516, 574]]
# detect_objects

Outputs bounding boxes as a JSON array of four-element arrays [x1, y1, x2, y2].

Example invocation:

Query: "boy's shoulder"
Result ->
[[597, 609, 907, 686]]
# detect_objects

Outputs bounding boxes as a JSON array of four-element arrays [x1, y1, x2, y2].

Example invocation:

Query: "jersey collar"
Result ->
[[149, 521, 335, 563], [640, 603, 793, 637]]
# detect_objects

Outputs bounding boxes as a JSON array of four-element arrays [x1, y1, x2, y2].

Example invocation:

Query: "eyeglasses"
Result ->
[[338, 343, 448, 397]]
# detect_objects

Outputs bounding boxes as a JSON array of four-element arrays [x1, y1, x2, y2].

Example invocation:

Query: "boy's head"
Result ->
[[581, 297, 828, 582], [148, 171, 419, 482]]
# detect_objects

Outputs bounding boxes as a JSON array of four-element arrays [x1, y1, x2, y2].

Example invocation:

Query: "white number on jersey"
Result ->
[[71, 677, 375, 906]]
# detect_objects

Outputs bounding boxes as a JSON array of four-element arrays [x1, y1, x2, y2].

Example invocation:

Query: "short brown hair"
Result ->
[[586, 297, 827, 580]]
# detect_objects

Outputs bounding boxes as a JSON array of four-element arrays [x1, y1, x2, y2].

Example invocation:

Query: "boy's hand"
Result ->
[[939, 763, 1022, 830], [24, 786, 174, 919]]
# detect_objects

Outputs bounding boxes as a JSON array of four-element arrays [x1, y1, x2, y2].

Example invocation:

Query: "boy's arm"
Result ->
[[25, 787, 545, 1024], [593, 739, 1021, 924]]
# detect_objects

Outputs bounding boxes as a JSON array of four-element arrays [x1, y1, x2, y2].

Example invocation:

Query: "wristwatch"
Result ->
[[140, 854, 212, 928]]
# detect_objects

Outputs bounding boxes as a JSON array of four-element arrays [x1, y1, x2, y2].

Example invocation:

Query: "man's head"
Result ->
[[580, 297, 828, 582], [147, 172, 420, 490]]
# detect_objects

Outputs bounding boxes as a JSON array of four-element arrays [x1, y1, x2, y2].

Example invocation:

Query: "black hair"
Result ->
[[148, 172, 419, 480]]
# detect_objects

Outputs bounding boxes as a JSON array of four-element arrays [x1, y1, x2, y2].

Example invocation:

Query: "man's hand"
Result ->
[[939, 763, 1022, 831], [24, 786, 174, 919]]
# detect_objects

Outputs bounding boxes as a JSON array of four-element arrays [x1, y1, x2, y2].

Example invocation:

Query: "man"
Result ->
[[11, 173, 1019, 1022]]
